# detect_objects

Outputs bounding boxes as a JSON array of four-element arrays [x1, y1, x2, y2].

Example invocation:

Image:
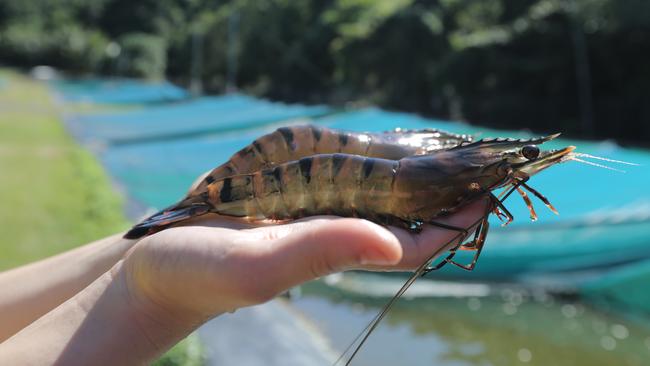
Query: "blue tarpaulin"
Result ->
[[101, 108, 650, 284], [51, 78, 189, 104], [66, 94, 331, 144], [51, 79, 650, 311]]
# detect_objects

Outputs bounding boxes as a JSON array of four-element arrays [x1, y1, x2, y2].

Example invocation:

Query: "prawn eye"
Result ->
[[521, 145, 540, 160]]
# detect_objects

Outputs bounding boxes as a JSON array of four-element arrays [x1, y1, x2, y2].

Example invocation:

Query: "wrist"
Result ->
[[0, 261, 199, 365], [121, 232, 243, 321], [114, 260, 205, 355]]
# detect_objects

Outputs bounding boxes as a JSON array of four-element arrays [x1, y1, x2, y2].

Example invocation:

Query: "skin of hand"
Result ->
[[120, 199, 489, 356], [125, 171, 489, 326], [0, 234, 137, 341], [0, 165, 489, 365], [0, 200, 487, 365]]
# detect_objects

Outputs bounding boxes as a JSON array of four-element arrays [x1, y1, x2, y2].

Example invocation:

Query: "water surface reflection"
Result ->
[[293, 275, 650, 366]]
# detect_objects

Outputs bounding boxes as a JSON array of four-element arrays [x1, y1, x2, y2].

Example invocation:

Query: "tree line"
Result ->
[[1, 0, 649, 143]]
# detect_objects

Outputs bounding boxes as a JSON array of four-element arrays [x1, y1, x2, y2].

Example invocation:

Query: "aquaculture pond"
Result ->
[[53, 78, 650, 365], [295, 275, 650, 366]]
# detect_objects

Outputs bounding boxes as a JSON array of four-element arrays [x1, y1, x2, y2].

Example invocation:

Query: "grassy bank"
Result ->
[[0, 70, 128, 269], [0, 70, 203, 365]]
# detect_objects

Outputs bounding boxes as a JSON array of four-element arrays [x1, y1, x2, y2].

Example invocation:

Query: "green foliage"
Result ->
[[153, 333, 205, 366], [0, 22, 109, 72], [324, 0, 414, 47], [1, 0, 649, 141], [116, 33, 167, 79], [0, 0, 110, 72]]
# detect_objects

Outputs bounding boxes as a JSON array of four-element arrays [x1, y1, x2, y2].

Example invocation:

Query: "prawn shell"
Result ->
[[193, 125, 472, 194]]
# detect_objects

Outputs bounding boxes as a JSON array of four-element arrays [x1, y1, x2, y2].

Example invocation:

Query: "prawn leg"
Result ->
[[492, 191, 515, 225], [421, 220, 480, 274], [446, 192, 503, 270], [374, 215, 424, 233], [519, 180, 559, 214], [427, 221, 469, 236], [422, 215, 490, 274], [420, 220, 477, 274], [447, 217, 490, 271], [376, 216, 469, 236], [422, 192, 501, 273], [416, 219, 472, 274]]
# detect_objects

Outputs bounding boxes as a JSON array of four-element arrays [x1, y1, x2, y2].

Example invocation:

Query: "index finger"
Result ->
[[374, 198, 490, 271]]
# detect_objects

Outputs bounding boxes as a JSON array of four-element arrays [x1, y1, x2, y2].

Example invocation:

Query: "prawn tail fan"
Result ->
[[123, 198, 211, 239]]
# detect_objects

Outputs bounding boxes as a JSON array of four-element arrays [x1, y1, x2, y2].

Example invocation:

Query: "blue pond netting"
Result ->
[[51, 78, 188, 104], [328, 110, 650, 277], [52, 79, 650, 307], [102, 108, 650, 284], [66, 94, 331, 144]]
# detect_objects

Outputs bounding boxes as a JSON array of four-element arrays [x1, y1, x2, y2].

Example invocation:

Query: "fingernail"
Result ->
[[360, 250, 399, 266], [359, 220, 400, 246], [355, 220, 401, 266]]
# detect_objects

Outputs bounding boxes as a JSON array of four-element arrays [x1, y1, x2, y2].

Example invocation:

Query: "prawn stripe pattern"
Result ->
[[125, 125, 571, 239], [125, 125, 475, 237], [197, 124, 473, 191], [207, 154, 401, 223]]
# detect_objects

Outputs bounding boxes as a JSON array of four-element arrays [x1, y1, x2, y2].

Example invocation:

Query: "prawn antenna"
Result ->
[[519, 181, 559, 215], [569, 156, 627, 173], [567, 152, 639, 173], [573, 153, 639, 166], [333, 212, 488, 366]]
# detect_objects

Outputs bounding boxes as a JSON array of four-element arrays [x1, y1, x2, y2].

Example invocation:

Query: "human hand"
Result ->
[[118, 199, 488, 341]]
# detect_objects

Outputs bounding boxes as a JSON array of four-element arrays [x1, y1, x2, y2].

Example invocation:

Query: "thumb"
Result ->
[[263, 218, 403, 290]]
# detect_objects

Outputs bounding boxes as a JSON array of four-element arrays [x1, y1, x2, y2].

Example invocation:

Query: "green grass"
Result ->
[[63, 100, 141, 115], [0, 70, 129, 269], [0, 69, 204, 365], [153, 333, 205, 366]]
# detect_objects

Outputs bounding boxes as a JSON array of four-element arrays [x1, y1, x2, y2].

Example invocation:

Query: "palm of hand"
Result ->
[[122, 201, 486, 328]]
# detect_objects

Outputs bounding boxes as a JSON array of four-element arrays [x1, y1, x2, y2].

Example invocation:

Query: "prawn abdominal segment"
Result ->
[[193, 125, 473, 193], [202, 152, 503, 226], [124, 149, 508, 239], [125, 132, 573, 243]]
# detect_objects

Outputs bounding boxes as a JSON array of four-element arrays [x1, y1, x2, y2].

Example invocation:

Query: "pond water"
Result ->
[[293, 275, 650, 366]]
